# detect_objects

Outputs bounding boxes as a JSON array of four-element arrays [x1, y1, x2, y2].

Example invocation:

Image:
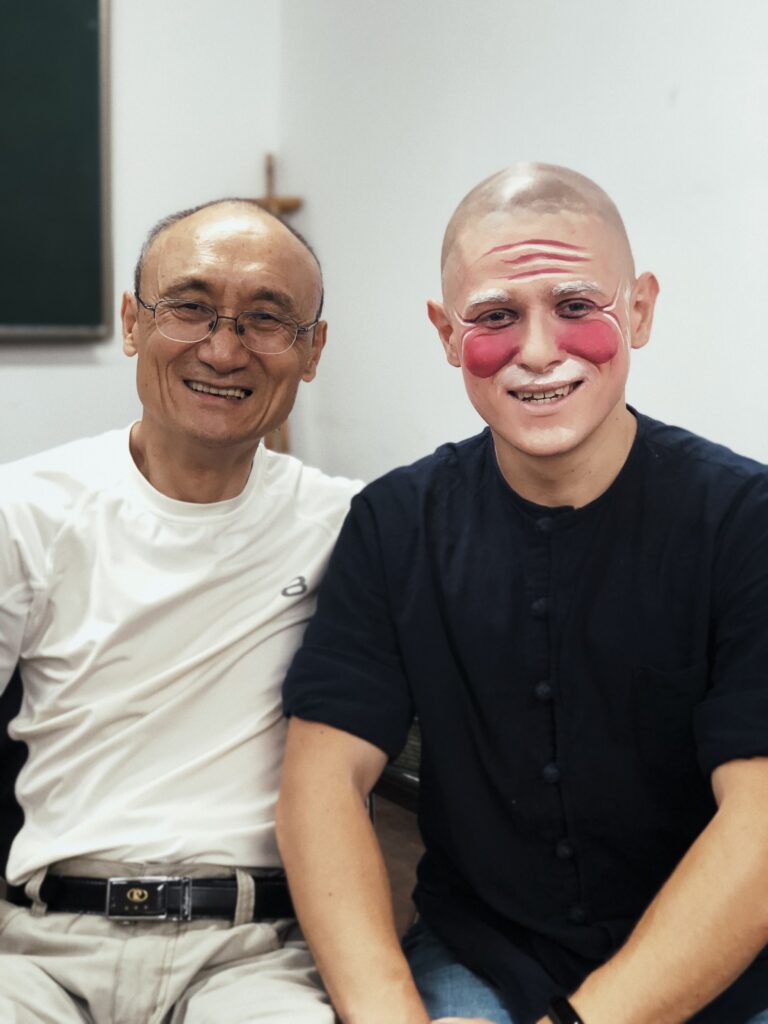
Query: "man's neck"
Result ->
[[129, 422, 258, 503], [493, 405, 638, 510]]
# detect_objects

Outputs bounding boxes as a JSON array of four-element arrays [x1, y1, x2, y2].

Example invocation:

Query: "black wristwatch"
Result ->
[[547, 996, 585, 1024]]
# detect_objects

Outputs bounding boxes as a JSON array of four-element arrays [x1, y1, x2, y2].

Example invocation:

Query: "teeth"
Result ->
[[188, 382, 248, 400], [514, 383, 577, 402]]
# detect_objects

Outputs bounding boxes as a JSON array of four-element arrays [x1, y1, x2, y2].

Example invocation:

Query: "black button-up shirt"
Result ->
[[284, 412, 768, 1023]]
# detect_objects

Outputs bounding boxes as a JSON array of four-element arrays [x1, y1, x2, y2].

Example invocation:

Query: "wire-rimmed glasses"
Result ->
[[136, 295, 318, 355]]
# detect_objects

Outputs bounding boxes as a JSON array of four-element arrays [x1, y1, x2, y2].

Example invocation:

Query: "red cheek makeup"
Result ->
[[462, 329, 521, 378], [461, 316, 620, 380], [555, 319, 618, 365]]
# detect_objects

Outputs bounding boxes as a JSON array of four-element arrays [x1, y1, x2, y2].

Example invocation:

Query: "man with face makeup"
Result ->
[[278, 164, 768, 1024], [0, 199, 360, 1022]]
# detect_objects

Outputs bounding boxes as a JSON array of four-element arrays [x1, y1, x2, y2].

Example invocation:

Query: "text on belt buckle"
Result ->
[[105, 876, 192, 921]]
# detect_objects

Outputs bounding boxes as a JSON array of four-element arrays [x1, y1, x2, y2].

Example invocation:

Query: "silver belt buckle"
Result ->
[[105, 875, 191, 921]]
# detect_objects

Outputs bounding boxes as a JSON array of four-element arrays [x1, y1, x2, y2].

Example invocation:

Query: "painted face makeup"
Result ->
[[460, 305, 623, 379], [487, 238, 591, 278], [555, 319, 618, 365], [462, 329, 520, 378], [439, 209, 646, 465], [455, 240, 629, 380]]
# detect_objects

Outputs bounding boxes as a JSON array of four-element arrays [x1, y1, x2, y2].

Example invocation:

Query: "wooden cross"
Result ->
[[257, 153, 303, 456], [255, 153, 303, 217]]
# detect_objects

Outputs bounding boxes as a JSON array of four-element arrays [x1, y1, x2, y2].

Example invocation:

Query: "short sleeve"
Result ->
[[694, 474, 768, 775], [282, 492, 414, 761]]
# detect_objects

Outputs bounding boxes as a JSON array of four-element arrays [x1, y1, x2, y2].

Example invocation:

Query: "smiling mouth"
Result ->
[[185, 381, 253, 400], [510, 381, 582, 403]]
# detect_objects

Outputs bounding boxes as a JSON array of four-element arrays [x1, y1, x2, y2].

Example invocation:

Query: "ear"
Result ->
[[300, 320, 327, 382], [121, 291, 140, 357], [427, 299, 461, 368], [629, 272, 659, 351]]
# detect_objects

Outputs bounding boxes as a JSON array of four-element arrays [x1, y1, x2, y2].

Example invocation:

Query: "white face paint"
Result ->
[[440, 210, 639, 460], [496, 355, 599, 393]]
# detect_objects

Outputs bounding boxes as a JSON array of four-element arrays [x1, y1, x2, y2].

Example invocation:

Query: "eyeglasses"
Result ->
[[135, 294, 319, 355]]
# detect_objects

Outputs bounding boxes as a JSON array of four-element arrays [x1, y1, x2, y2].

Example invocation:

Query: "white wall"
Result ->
[[0, 0, 282, 463], [3, 1, 767, 480], [280, 0, 768, 481]]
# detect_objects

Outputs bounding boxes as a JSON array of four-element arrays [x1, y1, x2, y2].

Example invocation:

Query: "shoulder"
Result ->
[[258, 447, 363, 538], [638, 412, 766, 478], [0, 427, 131, 518], [359, 430, 491, 513], [636, 412, 768, 497], [633, 413, 768, 555]]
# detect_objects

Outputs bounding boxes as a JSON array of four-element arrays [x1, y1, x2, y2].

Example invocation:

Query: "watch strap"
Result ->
[[547, 995, 585, 1024]]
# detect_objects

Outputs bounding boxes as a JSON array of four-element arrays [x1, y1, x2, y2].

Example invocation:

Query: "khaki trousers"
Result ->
[[0, 860, 334, 1024]]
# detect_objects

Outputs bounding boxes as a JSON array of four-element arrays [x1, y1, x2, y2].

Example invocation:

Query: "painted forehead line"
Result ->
[[501, 251, 589, 267], [504, 266, 593, 282], [482, 238, 588, 258]]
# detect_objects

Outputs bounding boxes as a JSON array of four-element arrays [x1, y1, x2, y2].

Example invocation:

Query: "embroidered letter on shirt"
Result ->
[[281, 576, 308, 597]]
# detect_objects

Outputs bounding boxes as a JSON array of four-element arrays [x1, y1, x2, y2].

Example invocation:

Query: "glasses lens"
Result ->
[[155, 301, 216, 343], [238, 312, 296, 354]]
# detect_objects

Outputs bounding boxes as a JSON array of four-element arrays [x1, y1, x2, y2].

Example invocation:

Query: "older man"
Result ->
[[0, 199, 359, 1023], [279, 165, 768, 1024]]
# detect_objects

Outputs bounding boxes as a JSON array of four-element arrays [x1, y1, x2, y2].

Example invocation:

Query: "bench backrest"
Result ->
[[0, 667, 26, 877]]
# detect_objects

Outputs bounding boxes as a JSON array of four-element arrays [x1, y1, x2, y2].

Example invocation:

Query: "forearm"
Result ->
[[277, 728, 430, 1024], [557, 796, 768, 1024]]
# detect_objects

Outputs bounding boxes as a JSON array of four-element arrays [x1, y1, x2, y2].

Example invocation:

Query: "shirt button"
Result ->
[[556, 839, 574, 860], [534, 680, 553, 702], [531, 597, 549, 618], [568, 904, 587, 924], [536, 517, 554, 534], [542, 762, 561, 784]]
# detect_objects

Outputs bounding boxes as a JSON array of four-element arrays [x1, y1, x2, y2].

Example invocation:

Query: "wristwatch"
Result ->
[[547, 996, 585, 1024]]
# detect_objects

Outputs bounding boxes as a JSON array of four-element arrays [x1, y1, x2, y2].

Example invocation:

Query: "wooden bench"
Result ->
[[0, 667, 26, 886], [372, 721, 423, 934]]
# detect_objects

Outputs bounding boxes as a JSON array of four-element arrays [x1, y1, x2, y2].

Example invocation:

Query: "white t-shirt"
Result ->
[[0, 427, 360, 885]]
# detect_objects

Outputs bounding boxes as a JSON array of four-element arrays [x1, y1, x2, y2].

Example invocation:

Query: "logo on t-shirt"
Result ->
[[281, 576, 308, 597]]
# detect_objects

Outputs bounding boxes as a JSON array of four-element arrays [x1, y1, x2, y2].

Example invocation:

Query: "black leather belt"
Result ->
[[7, 871, 293, 922]]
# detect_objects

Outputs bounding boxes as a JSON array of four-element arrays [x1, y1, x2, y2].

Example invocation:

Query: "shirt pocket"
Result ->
[[631, 662, 708, 779]]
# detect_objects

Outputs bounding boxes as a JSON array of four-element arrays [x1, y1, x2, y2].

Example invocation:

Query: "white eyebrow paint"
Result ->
[[460, 289, 513, 320], [466, 288, 512, 306], [551, 280, 602, 297]]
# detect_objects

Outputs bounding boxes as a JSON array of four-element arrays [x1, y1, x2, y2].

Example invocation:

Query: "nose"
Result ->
[[516, 312, 563, 374], [196, 315, 250, 372]]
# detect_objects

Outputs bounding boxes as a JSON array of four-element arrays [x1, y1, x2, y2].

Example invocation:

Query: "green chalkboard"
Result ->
[[0, 0, 110, 341]]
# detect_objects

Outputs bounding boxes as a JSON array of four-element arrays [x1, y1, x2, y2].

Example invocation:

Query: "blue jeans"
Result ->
[[403, 918, 515, 1023], [402, 918, 768, 1024]]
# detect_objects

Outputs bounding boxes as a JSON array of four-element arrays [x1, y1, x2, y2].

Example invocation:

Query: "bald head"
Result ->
[[135, 198, 324, 316], [441, 163, 634, 283]]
